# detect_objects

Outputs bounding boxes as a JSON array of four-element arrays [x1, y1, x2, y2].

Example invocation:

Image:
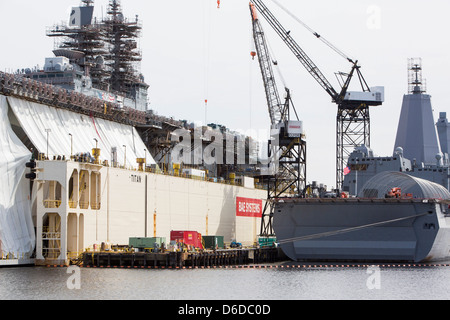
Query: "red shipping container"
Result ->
[[170, 231, 203, 248]]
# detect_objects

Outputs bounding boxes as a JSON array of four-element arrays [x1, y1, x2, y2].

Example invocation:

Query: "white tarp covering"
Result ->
[[0, 95, 35, 257], [7, 96, 156, 168]]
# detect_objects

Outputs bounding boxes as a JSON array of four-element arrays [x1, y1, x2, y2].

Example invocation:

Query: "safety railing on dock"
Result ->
[[33, 155, 268, 191], [1, 252, 33, 260], [44, 199, 62, 208]]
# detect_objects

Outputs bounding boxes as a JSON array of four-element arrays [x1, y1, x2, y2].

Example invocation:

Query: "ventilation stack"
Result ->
[[436, 112, 450, 165]]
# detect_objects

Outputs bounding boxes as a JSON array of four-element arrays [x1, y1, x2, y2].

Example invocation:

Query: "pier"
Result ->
[[80, 247, 283, 269]]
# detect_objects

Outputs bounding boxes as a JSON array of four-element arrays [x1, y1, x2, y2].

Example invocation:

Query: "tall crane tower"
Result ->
[[250, 3, 306, 237], [250, 0, 384, 190]]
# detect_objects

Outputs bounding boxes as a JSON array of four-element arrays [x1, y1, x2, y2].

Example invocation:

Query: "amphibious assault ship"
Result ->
[[0, 1, 268, 266], [273, 59, 450, 263]]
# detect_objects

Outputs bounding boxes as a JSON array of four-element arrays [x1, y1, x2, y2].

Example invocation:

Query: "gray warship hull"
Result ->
[[273, 198, 450, 262]]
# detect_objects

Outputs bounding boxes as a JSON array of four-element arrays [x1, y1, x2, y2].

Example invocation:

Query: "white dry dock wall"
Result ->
[[0, 95, 35, 257], [146, 173, 265, 245], [83, 168, 266, 248]]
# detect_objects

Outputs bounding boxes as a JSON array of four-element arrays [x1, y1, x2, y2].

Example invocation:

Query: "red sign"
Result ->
[[236, 197, 263, 218]]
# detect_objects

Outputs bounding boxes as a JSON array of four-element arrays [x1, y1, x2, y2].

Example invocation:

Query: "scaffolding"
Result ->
[[46, 0, 145, 97], [103, 0, 143, 95]]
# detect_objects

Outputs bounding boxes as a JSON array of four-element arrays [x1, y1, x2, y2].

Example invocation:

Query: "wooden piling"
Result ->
[[81, 247, 282, 268]]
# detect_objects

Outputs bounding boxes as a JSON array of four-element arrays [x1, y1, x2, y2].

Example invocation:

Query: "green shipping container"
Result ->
[[202, 236, 224, 249], [129, 237, 166, 249], [258, 237, 277, 248]]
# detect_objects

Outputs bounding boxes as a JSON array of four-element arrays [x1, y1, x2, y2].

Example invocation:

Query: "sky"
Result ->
[[1, 0, 449, 188]]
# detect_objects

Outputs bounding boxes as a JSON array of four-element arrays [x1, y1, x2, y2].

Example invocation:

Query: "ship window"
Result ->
[[39, 74, 47, 79]]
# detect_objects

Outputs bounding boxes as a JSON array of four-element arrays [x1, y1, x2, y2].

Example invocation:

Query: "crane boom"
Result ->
[[250, 3, 306, 238], [250, 0, 339, 101], [250, 0, 384, 189], [250, 4, 283, 125]]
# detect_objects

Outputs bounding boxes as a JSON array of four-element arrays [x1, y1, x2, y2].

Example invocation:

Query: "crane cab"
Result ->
[[343, 86, 384, 106], [271, 120, 304, 142]]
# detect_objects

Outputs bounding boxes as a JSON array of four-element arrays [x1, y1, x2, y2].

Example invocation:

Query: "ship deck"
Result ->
[[276, 197, 448, 204]]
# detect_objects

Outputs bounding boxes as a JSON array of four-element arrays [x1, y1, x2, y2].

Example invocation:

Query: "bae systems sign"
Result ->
[[236, 197, 263, 218]]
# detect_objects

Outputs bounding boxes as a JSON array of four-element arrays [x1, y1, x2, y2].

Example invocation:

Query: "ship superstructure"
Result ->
[[19, 0, 149, 112], [13, 0, 265, 183], [273, 59, 450, 263], [342, 59, 450, 196]]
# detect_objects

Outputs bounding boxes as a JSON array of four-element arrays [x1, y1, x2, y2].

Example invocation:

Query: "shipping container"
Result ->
[[129, 237, 166, 249], [170, 231, 203, 248], [202, 235, 224, 250], [258, 237, 277, 248]]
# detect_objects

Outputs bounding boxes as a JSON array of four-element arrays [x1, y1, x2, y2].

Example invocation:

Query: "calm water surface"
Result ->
[[0, 264, 449, 300]]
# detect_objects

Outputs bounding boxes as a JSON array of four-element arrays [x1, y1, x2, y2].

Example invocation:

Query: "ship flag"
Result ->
[[344, 166, 351, 176]]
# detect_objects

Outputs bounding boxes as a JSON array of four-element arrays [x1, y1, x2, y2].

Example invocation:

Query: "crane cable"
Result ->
[[265, 34, 287, 89], [253, 11, 292, 118], [265, 35, 300, 122], [277, 211, 430, 245], [269, 0, 354, 64], [203, 0, 214, 124]]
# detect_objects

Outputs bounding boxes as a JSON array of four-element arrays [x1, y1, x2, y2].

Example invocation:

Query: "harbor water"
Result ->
[[1, 263, 449, 301]]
